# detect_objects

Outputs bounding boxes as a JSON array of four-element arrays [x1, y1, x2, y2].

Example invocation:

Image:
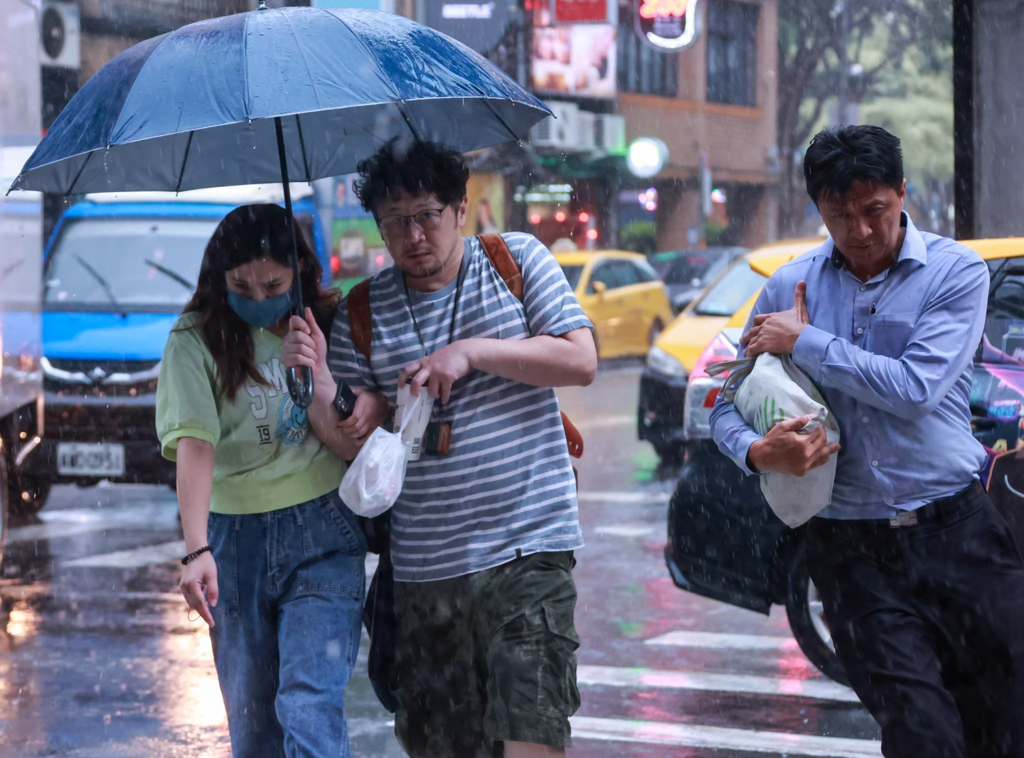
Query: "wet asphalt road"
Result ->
[[0, 362, 882, 757]]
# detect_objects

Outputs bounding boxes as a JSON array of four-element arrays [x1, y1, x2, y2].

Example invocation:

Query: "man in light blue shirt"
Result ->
[[711, 126, 1024, 758]]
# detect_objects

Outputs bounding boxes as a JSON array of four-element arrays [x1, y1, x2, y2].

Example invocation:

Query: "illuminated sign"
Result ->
[[531, 24, 617, 99], [635, 0, 700, 51]]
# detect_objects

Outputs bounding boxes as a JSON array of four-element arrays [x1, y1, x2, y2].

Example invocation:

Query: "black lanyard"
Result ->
[[402, 252, 469, 357]]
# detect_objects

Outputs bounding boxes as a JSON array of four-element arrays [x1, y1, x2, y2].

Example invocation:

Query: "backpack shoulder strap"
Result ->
[[477, 234, 524, 302], [347, 279, 373, 361], [477, 234, 583, 459]]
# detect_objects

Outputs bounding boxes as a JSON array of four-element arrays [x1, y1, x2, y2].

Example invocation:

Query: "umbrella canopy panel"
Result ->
[[12, 7, 550, 194]]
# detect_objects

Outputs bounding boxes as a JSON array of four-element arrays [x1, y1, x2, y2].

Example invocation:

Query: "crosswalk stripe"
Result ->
[[577, 491, 671, 504], [573, 415, 635, 431], [646, 630, 801, 651], [570, 716, 882, 757], [577, 664, 860, 703], [62, 540, 186, 569]]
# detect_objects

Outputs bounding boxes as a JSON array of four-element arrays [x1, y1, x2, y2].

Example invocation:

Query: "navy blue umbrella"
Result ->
[[10, 3, 550, 406]]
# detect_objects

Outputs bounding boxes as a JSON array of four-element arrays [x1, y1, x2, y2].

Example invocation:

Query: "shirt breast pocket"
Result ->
[[868, 313, 918, 359]]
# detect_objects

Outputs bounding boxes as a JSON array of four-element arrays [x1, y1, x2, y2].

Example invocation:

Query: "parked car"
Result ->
[[650, 246, 747, 313], [665, 237, 1024, 685], [556, 251, 674, 359], [19, 185, 332, 514], [638, 239, 824, 463]]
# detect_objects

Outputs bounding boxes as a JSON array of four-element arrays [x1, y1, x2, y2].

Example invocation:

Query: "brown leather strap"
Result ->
[[561, 411, 584, 458], [477, 233, 524, 301], [476, 234, 585, 461], [347, 279, 373, 361]]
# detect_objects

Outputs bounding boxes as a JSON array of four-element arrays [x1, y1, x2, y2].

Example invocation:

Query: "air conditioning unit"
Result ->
[[531, 101, 580, 151], [576, 111, 597, 152], [40, 1, 81, 70], [593, 114, 627, 155]]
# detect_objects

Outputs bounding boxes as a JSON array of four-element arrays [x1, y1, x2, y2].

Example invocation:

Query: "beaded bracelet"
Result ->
[[181, 545, 212, 565]]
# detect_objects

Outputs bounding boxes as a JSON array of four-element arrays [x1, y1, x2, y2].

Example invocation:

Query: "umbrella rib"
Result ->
[[174, 132, 195, 194], [66, 150, 94, 196], [295, 114, 311, 183], [395, 101, 423, 144], [480, 98, 524, 143]]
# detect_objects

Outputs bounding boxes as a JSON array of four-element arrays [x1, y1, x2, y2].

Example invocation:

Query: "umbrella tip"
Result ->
[[257, 0, 267, 9]]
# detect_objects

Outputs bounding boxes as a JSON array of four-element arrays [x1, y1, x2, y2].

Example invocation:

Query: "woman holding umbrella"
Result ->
[[156, 203, 386, 757]]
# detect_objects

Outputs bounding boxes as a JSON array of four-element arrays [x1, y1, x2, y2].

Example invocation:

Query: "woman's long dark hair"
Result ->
[[183, 203, 340, 401]]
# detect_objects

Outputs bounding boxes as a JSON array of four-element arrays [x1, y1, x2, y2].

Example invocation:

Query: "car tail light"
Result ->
[[682, 333, 737, 441], [690, 334, 738, 381], [330, 254, 341, 276]]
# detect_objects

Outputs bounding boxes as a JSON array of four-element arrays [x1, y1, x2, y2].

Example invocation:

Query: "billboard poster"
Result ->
[[635, 0, 700, 51], [423, 0, 509, 55], [531, 24, 617, 99], [553, 0, 607, 24]]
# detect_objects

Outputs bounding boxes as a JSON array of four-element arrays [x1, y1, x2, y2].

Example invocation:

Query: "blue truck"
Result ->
[[17, 185, 332, 514]]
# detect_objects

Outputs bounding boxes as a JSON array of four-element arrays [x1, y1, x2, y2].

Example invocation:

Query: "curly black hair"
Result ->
[[354, 138, 470, 215]]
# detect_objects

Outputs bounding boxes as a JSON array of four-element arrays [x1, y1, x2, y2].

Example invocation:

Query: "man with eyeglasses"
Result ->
[[283, 138, 597, 758]]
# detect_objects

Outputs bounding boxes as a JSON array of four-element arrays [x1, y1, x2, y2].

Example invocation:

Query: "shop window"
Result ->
[[706, 1, 759, 106], [617, 11, 679, 97]]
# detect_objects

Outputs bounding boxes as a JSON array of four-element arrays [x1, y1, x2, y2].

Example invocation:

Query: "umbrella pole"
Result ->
[[275, 116, 314, 410]]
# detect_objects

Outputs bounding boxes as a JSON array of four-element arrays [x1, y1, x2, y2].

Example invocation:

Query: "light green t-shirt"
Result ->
[[156, 312, 344, 515]]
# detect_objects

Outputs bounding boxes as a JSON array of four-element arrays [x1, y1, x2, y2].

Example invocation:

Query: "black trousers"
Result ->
[[807, 483, 1024, 758]]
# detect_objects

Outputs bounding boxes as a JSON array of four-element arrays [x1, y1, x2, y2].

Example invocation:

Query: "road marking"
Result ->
[[577, 665, 860, 703], [7, 520, 113, 543], [571, 716, 882, 757], [62, 540, 186, 569], [573, 415, 635, 431], [646, 630, 801, 651], [593, 523, 657, 538], [577, 491, 671, 504]]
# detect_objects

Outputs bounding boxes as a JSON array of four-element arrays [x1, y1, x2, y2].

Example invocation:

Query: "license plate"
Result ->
[[57, 442, 125, 476]]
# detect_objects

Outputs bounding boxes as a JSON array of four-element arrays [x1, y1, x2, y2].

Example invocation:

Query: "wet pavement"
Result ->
[[0, 362, 881, 757]]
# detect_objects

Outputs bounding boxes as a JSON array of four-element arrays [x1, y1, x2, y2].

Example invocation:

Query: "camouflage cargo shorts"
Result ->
[[391, 551, 581, 758]]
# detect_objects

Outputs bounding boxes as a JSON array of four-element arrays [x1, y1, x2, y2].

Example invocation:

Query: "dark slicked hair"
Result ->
[[354, 138, 469, 216], [803, 126, 904, 204]]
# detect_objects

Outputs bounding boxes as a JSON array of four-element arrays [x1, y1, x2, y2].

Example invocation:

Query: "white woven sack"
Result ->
[[708, 354, 840, 527]]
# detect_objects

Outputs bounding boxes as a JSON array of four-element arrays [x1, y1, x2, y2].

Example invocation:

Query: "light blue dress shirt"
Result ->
[[710, 214, 991, 520]]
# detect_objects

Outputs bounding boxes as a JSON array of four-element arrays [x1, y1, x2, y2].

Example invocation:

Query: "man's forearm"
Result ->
[[464, 330, 596, 388], [709, 397, 762, 476]]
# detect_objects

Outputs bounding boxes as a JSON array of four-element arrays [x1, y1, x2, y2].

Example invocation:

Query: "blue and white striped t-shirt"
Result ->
[[328, 233, 592, 582]]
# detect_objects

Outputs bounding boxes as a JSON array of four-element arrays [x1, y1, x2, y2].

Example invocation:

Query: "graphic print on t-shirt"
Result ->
[[243, 357, 310, 445]]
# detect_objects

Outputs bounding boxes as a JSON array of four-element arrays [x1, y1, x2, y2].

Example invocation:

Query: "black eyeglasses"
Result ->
[[376, 207, 446, 237]]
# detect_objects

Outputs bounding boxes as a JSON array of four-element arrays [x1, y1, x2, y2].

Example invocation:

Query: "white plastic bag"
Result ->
[[708, 354, 841, 527], [339, 396, 421, 518]]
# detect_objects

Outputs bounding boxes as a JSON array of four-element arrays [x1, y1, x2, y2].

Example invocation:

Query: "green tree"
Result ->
[[776, 0, 952, 235]]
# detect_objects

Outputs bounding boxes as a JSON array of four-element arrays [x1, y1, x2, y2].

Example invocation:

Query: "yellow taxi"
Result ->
[[556, 250, 674, 359], [637, 238, 825, 462]]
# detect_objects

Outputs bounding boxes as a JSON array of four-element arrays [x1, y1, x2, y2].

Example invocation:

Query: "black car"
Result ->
[[665, 249, 1024, 685], [651, 246, 747, 313]]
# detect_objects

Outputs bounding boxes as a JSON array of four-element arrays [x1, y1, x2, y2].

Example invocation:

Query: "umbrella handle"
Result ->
[[286, 365, 314, 410]]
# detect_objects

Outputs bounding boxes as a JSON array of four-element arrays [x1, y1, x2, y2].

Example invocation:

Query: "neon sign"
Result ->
[[635, 0, 700, 51]]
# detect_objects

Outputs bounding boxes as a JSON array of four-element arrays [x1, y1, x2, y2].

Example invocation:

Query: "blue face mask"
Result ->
[[227, 289, 292, 328]]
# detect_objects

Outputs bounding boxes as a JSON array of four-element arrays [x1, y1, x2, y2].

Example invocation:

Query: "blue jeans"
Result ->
[[208, 490, 366, 758]]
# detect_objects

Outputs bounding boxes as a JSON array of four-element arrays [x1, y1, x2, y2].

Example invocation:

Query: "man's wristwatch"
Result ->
[[334, 380, 356, 420]]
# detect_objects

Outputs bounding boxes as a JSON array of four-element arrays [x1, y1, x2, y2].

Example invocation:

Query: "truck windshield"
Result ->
[[44, 217, 217, 312]]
